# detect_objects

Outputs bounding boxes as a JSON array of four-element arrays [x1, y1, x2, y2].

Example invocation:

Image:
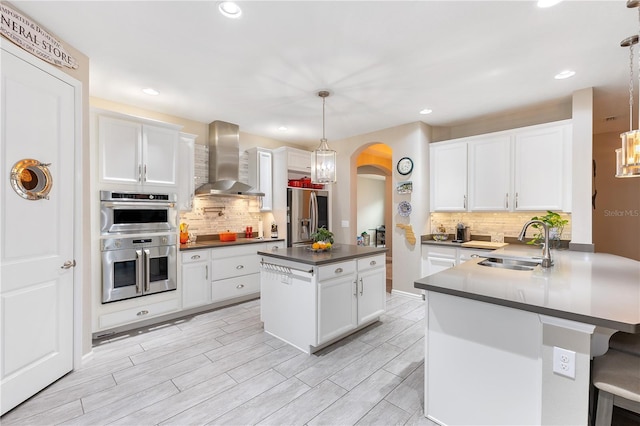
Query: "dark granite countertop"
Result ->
[[180, 237, 284, 251], [258, 244, 387, 266], [415, 246, 640, 333]]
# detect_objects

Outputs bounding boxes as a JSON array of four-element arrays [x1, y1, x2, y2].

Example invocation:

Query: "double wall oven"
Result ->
[[100, 191, 177, 303]]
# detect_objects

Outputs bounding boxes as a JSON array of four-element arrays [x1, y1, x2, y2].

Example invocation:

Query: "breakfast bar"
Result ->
[[258, 245, 387, 354], [414, 246, 640, 425]]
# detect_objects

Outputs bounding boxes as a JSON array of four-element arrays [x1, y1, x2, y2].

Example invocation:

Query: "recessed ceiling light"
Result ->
[[219, 2, 242, 18], [278, 126, 288, 132], [419, 109, 433, 115], [537, 0, 562, 8], [142, 88, 159, 96], [554, 70, 576, 80]]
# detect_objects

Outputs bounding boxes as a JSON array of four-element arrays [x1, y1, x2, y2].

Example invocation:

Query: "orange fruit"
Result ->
[[312, 242, 320, 250]]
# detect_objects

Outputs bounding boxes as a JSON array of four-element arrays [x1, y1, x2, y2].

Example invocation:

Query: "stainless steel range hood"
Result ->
[[195, 121, 264, 197]]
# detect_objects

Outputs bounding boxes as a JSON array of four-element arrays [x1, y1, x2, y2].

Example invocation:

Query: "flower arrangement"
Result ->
[[310, 227, 334, 251]]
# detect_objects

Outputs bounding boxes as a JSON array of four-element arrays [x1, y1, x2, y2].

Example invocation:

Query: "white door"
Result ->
[[1, 45, 76, 415]]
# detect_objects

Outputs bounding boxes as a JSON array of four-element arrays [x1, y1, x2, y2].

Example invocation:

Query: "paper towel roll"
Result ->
[[258, 220, 264, 238]]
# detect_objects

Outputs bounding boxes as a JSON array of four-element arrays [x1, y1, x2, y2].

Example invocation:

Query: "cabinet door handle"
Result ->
[[353, 280, 358, 296], [138, 164, 142, 182], [359, 277, 364, 296], [137, 310, 149, 316], [236, 265, 244, 270], [143, 164, 147, 182], [236, 284, 245, 289], [191, 255, 201, 260], [205, 265, 208, 280], [335, 267, 343, 274], [505, 193, 509, 209], [515, 192, 519, 208], [463, 195, 467, 209], [369, 260, 376, 266]]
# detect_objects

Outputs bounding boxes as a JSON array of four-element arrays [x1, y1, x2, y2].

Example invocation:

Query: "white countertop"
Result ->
[[414, 246, 640, 333]]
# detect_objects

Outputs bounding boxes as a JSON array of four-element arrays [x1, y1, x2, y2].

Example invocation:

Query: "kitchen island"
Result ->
[[414, 246, 640, 426], [258, 244, 387, 354]]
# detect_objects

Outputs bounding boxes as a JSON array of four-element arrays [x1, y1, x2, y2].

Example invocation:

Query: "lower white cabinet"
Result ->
[[98, 299, 180, 330], [181, 249, 210, 309], [317, 254, 386, 346], [421, 245, 493, 277]]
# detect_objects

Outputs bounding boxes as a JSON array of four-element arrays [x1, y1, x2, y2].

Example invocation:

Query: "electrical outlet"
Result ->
[[553, 346, 576, 379]]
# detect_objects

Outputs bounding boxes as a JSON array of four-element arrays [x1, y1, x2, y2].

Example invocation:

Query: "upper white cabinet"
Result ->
[[247, 147, 273, 211], [513, 124, 571, 211], [287, 148, 312, 173], [96, 111, 180, 188], [430, 142, 468, 211], [468, 135, 512, 211], [430, 120, 572, 212], [178, 133, 197, 211]]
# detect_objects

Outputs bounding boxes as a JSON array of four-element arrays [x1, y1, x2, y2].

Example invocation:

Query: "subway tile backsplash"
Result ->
[[430, 212, 572, 240]]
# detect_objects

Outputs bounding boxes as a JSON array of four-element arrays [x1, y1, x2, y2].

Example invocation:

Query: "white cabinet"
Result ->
[[178, 133, 197, 211], [430, 142, 468, 211], [317, 254, 386, 346], [430, 120, 572, 212], [211, 244, 262, 303], [421, 246, 457, 277], [468, 135, 512, 211], [287, 148, 312, 173], [356, 254, 386, 325], [96, 111, 180, 188], [181, 249, 210, 309], [317, 261, 357, 344], [247, 148, 273, 211], [513, 124, 571, 211]]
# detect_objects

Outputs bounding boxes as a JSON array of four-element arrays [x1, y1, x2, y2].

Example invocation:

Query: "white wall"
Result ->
[[333, 122, 431, 296], [357, 175, 385, 243]]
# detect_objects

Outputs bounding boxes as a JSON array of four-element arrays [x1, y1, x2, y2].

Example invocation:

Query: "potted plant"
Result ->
[[527, 211, 568, 247]]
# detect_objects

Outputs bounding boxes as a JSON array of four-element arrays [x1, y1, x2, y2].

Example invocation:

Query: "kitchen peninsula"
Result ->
[[258, 245, 387, 354], [414, 246, 640, 425]]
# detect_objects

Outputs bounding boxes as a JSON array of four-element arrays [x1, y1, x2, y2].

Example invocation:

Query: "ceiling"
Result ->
[[11, 1, 639, 146]]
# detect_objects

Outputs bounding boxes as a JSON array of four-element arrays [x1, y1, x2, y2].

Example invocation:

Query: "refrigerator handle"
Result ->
[[310, 191, 317, 236]]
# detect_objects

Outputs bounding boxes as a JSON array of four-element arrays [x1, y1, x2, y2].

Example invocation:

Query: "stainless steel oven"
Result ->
[[100, 190, 177, 235], [101, 234, 177, 303]]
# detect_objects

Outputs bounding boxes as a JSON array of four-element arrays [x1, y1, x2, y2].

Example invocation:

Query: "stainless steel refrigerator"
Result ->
[[287, 188, 329, 247]]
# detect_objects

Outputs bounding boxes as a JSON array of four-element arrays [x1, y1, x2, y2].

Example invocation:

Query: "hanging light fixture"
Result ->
[[617, 0, 640, 178], [311, 90, 337, 184]]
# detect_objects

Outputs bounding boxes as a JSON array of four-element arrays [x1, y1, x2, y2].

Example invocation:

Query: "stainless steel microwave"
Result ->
[[100, 191, 177, 235]]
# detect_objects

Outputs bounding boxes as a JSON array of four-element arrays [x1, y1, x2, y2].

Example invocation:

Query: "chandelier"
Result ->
[[617, 0, 640, 178], [311, 91, 337, 184]]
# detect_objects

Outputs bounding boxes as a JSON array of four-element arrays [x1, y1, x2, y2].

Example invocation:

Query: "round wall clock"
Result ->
[[397, 157, 413, 175]]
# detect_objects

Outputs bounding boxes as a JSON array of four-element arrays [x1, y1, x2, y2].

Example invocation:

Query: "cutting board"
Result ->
[[460, 241, 509, 249]]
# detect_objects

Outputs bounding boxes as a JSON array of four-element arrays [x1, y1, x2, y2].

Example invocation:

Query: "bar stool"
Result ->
[[592, 348, 640, 426], [609, 331, 640, 356]]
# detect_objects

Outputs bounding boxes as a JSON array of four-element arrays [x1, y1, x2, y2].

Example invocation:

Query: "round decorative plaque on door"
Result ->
[[397, 157, 413, 175], [10, 159, 53, 200]]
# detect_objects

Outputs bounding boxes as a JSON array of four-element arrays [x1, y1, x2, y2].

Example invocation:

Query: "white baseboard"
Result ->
[[391, 288, 424, 300]]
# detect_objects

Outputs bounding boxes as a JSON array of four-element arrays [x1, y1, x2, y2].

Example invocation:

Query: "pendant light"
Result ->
[[617, 0, 640, 178], [311, 90, 337, 184]]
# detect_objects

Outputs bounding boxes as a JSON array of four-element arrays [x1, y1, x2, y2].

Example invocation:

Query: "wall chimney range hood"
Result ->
[[195, 120, 265, 197]]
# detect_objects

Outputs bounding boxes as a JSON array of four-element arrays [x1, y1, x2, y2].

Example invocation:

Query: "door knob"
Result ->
[[61, 260, 76, 269]]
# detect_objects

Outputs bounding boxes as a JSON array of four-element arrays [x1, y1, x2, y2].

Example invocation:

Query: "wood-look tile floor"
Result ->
[[2, 293, 438, 426]]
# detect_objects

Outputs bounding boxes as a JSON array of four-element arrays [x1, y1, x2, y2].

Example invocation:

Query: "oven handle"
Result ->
[[144, 249, 151, 293], [136, 250, 143, 294], [101, 201, 175, 208]]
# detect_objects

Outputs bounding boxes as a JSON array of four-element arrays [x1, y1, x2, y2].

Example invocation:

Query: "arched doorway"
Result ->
[[355, 143, 392, 292]]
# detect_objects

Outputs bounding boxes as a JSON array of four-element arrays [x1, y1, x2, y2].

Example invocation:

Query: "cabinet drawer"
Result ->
[[181, 249, 210, 263], [211, 273, 260, 303], [459, 248, 493, 263], [318, 260, 356, 281], [98, 299, 179, 329], [265, 241, 285, 251], [357, 254, 385, 272], [212, 254, 259, 280], [422, 245, 457, 259], [211, 244, 261, 259]]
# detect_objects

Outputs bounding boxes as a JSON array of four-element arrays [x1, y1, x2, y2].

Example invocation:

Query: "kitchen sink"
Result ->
[[477, 257, 540, 271]]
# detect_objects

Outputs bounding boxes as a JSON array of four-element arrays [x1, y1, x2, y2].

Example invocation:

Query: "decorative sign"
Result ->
[[0, 4, 78, 69], [396, 181, 413, 194]]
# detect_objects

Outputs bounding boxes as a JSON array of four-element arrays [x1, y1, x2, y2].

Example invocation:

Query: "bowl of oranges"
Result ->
[[308, 228, 334, 252]]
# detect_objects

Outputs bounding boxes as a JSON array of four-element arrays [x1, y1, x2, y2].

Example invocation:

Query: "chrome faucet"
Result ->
[[518, 220, 553, 268]]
